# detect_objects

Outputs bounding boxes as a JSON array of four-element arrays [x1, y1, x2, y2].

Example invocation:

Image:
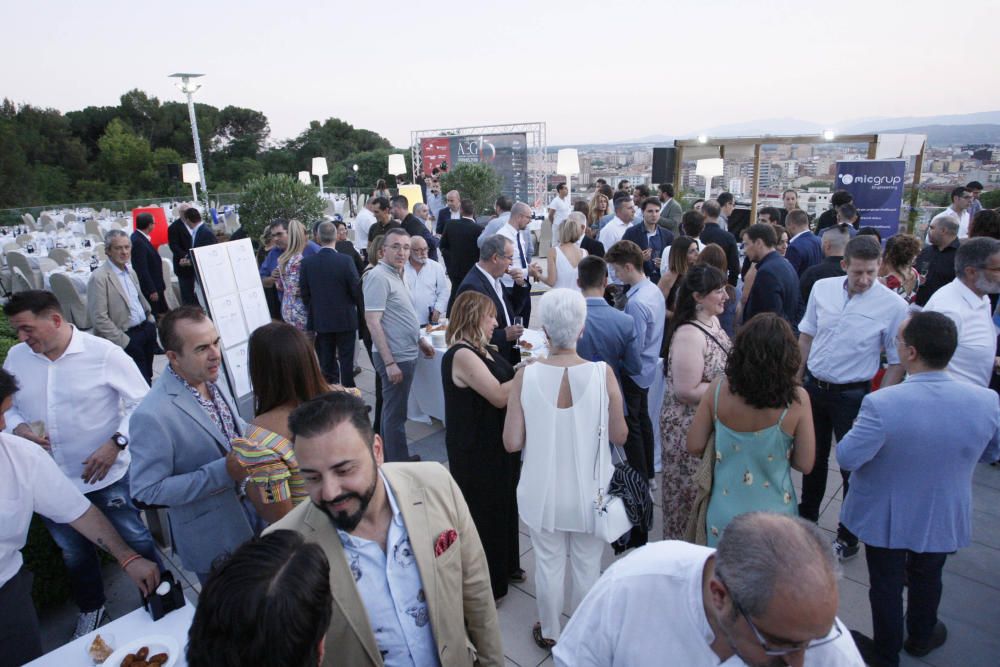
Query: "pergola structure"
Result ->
[[670, 133, 927, 230]]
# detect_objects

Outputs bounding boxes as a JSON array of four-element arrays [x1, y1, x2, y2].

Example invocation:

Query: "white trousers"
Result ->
[[528, 527, 606, 640]]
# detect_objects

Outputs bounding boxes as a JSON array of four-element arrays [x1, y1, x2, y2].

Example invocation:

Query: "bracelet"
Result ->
[[120, 554, 142, 570]]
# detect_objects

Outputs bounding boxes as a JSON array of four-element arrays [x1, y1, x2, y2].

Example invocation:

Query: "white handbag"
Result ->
[[590, 362, 633, 543]]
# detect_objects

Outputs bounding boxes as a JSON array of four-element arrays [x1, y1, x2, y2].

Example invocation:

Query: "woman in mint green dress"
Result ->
[[686, 313, 816, 547]]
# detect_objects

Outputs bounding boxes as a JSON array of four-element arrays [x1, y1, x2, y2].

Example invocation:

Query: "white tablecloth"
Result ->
[[27, 601, 195, 666], [43, 268, 91, 296]]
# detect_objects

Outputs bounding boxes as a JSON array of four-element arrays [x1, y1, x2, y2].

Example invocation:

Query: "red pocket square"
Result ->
[[434, 529, 458, 557]]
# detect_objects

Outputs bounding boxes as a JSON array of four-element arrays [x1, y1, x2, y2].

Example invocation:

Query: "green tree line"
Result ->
[[0, 89, 409, 208]]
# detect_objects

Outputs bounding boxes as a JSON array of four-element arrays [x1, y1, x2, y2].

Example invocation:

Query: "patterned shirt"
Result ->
[[167, 365, 239, 444], [337, 472, 440, 667]]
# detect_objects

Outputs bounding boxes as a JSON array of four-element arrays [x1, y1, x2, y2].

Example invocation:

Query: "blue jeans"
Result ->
[[42, 473, 163, 612]]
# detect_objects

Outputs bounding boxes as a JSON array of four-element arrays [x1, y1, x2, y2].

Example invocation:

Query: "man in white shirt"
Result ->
[[923, 237, 1000, 387], [0, 366, 159, 664], [797, 236, 908, 561], [404, 235, 451, 326], [930, 186, 974, 239], [547, 182, 571, 239], [554, 513, 864, 667], [354, 197, 378, 258], [2, 290, 161, 638], [87, 229, 158, 384], [425, 179, 444, 218], [598, 196, 636, 251], [495, 202, 543, 323]]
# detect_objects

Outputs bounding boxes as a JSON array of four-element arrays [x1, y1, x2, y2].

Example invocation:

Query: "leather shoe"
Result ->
[[904, 621, 947, 657]]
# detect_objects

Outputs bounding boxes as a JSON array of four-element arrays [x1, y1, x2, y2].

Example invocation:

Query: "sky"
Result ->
[[5, 0, 999, 148]]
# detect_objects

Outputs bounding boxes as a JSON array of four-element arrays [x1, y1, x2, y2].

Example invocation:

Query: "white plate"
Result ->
[[102, 635, 179, 667]]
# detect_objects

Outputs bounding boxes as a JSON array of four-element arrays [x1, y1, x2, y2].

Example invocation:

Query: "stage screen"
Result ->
[[420, 133, 529, 201]]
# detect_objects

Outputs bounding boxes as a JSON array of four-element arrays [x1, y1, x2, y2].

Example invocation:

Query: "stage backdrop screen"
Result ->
[[421, 133, 528, 201]]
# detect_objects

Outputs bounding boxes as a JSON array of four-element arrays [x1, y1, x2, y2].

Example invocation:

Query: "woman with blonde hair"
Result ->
[[442, 291, 521, 601], [541, 211, 588, 291], [275, 219, 308, 331], [588, 192, 611, 231]]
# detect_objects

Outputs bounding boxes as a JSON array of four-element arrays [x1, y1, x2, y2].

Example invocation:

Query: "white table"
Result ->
[[43, 268, 92, 296], [27, 601, 195, 666]]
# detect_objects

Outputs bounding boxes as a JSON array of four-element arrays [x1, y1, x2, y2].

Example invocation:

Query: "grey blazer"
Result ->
[[87, 261, 152, 348], [128, 368, 254, 573]]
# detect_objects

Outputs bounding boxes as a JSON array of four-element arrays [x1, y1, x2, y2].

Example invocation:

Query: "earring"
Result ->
[[695, 304, 704, 312]]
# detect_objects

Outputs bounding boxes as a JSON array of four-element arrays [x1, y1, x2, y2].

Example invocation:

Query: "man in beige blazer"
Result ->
[[266, 391, 504, 667], [87, 229, 158, 384]]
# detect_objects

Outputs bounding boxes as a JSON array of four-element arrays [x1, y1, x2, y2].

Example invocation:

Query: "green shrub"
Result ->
[[439, 163, 503, 216], [236, 173, 326, 242]]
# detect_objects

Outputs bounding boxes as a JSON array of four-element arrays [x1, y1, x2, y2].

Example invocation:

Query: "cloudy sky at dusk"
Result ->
[[6, 0, 997, 147]]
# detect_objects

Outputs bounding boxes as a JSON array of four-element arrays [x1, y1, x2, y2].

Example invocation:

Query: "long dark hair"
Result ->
[[249, 322, 330, 416], [725, 313, 801, 409], [662, 264, 726, 358]]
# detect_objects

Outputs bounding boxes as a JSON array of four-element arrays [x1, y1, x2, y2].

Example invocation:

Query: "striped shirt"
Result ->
[[231, 425, 307, 505]]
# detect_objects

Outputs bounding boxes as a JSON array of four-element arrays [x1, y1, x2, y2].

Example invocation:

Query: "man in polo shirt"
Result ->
[[363, 228, 435, 462], [913, 215, 960, 307], [797, 236, 908, 561], [923, 237, 1000, 387]]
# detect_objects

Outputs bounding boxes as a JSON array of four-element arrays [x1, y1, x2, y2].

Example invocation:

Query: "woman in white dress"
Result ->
[[540, 212, 588, 292], [503, 288, 628, 649]]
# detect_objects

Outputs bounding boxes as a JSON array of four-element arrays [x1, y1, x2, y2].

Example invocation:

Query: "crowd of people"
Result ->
[[1, 178, 999, 667]]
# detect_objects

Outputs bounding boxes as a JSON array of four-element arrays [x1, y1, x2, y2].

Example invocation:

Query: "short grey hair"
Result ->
[[316, 221, 337, 245], [413, 203, 429, 215], [956, 237, 1000, 275], [539, 288, 587, 350], [715, 513, 839, 617], [480, 235, 509, 262], [934, 215, 960, 237], [104, 229, 129, 246]]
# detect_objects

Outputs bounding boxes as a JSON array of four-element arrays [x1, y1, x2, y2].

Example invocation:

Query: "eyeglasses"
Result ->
[[386, 244, 410, 252], [717, 572, 843, 656]]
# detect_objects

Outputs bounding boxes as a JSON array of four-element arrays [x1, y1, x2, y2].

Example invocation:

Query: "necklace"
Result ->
[[695, 315, 719, 330]]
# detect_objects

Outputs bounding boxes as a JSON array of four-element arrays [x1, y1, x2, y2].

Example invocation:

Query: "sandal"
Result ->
[[532, 622, 556, 650]]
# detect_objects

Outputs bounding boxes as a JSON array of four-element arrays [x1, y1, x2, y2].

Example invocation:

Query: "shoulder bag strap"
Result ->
[[688, 321, 730, 358]]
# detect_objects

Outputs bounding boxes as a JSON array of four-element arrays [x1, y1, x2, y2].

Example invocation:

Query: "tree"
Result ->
[[980, 189, 1000, 209], [440, 163, 503, 215], [215, 106, 269, 158], [96, 118, 152, 190], [237, 174, 325, 241]]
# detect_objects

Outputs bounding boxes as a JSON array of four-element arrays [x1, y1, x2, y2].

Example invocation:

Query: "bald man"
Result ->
[[436, 190, 463, 234], [555, 513, 863, 666]]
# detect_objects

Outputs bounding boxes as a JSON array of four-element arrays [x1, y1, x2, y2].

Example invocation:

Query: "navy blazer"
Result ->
[[700, 223, 740, 286], [169, 220, 216, 278], [401, 213, 439, 261], [623, 224, 674, 282], [453, 265, 528, 364], [784, 231, 823, 276], [440, 218, 483, 304], [577, 297, 642, 389], [838, 371, 1000, 552], [436, 207, 460, 235], [743, 251, 800, 326], [130, 230, 165, 299], [300, 247, 363, 333]]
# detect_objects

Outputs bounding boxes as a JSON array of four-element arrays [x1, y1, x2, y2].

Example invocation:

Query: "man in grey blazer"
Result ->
[[657, 183, 683, 234], [129, 306, 258, 582], [838, 311, 1000, 667], [87, 229, 158, 384]]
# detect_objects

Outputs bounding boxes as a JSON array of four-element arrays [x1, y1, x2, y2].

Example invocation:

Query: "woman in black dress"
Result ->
[[442, 291, 521, 601]]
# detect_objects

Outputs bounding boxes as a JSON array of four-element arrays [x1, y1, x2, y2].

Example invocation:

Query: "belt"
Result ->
[[807, 374, 869, 392], [127, 321, 152, 333]]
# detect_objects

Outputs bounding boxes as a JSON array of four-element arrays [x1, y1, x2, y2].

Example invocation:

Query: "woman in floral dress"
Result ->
[[659, 265, 732, 539], [276, 219, 308, 331]]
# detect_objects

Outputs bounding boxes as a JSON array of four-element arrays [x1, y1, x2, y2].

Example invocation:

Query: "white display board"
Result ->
[[191, 239, 269, 419]]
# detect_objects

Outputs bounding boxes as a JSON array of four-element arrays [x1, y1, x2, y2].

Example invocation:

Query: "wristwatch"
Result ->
[[112, 432, 129, 450]]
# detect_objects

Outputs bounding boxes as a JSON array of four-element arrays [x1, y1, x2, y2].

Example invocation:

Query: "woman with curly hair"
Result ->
[[879, 233, 923, 303], [687, 313, 815, 546], [588, 192, 612, 231]]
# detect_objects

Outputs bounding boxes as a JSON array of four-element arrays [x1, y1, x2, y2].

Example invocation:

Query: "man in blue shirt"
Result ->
[[742, 223, 800, 327], [623, 198, 674, 284], [575, 256, 641, 395], [605, 240, 664, 549], [259, 218, 322, 299]]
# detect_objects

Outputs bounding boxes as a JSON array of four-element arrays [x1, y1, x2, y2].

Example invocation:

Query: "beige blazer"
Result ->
[[266, 462, 504, 667], [86, 260, 151, 348]]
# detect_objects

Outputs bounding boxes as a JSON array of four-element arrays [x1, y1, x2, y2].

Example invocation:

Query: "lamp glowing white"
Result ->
[[695, 158, 724, 201], [556, 148, 580, 203], [181, 163, 200, 202], [312, 157, 328, 195], [298, 171, 312, 185]]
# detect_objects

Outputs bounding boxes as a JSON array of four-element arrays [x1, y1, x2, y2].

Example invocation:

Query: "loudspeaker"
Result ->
[[652, 147, 676, 184], [167, 163, 182, 180]]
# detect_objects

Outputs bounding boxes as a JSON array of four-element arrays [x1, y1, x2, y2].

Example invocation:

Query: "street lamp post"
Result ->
[[348, 163, 359, 217], [169, 73, 209, 213]]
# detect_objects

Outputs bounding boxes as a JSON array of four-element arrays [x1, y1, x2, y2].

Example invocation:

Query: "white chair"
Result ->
[[158, 244, 173, 261], [36, 257, 59, 274], [15, 234, 33, 246], [161, 257, 181, 310], [22, 213, 36, 228], [63, 212, 77, 223], [11, 266, 34, 293], [49, 273, 91, 329], [3, 242, 22, 255], [7, 252, 40, 290], [47, 248, 72, 266], [536, 219, 553, 259], [85, 219, 102, 237], [93, 243, 106, 261]]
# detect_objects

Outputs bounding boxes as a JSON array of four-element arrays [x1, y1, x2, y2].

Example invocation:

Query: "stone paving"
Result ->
[[38, 352, 1000, 667]]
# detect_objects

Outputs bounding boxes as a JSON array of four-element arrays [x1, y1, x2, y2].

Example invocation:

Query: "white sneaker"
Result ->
[[72, 606, 107, 639]]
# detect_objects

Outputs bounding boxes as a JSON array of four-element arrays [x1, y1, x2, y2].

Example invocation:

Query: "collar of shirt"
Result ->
[[188, 222, 203, 237], [378, 260, 404, 279], [626, 278, 651, 299], [475, 263, 504, 292], [337, 470, 402, 548], [24, 324, 85, 363], [790, 229, 810, 242], [167, 364, 238, 443], [953, 278, 991, 310]]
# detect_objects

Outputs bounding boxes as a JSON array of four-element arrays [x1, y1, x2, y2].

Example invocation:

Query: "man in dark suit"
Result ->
[[743, 223, 800, 327], [440, 199, 483, 311], [623, 197, 674, 284], [390, 194, 438, 261], [435, 189, 462, 235], [453, 235, 528, 364], [699, 199, 740, 286], [130, 212, 167, 315], [168, 207, 216, 305], [784, 209, 823, 276], [300, 222, 363, 387]]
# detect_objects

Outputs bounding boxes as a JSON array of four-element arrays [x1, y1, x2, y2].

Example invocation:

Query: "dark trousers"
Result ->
[[178, 273, 198, 305], [315, 331, 357, 388], [41, 475, 162, 612], [124, 320, 158, 385], [362, 335, 382, 435], [865, 545, 948, 666], [620, 376, 652, 551], [0, 568, 43, 666], [147, 291, 167, 315], [800, 377, 866, 545]]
